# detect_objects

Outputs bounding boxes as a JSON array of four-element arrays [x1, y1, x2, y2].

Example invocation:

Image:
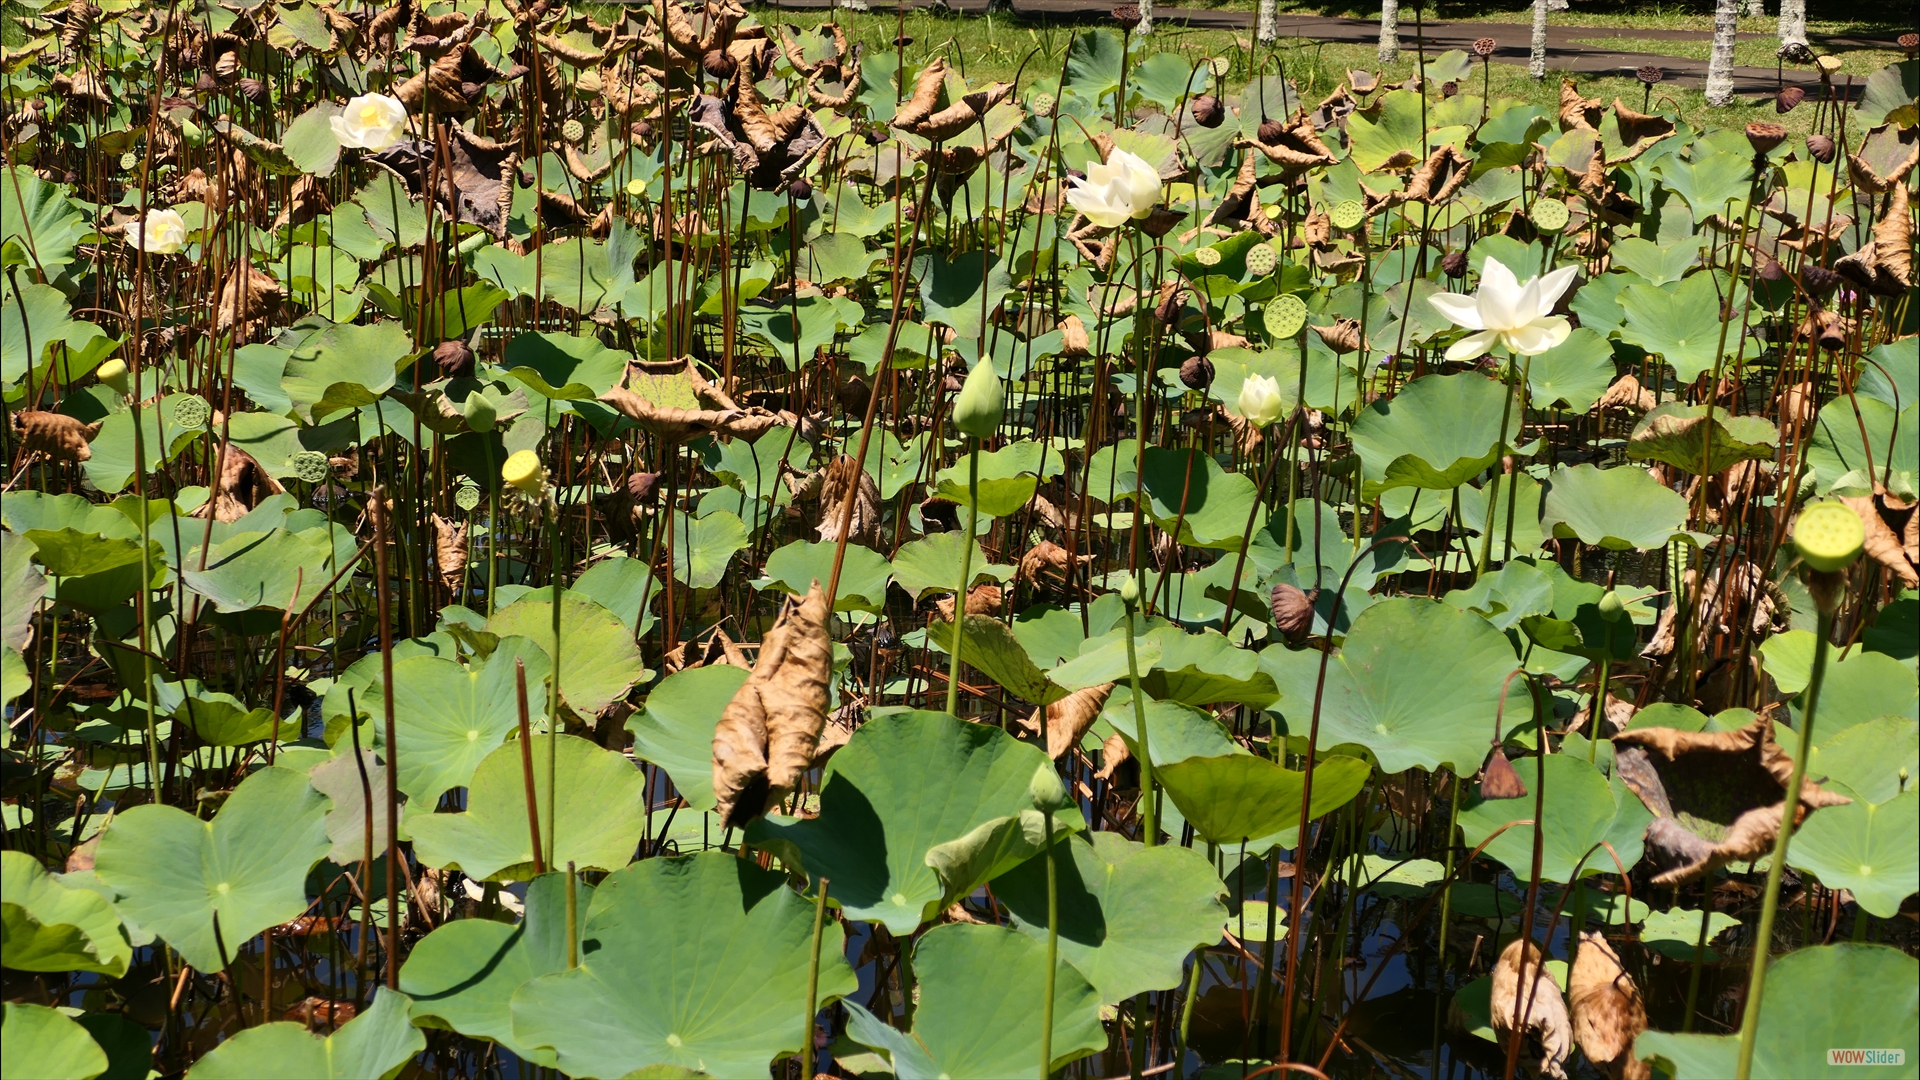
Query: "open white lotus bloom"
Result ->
[[331, 92, 410, 152], [1237, 373, 1285, 427], [126, 207, 188, 254], [1065, 146, 1162, 228], [1429, 257, 1578, 361]]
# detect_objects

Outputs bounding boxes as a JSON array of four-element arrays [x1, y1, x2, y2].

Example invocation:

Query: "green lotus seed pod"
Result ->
[[1794, 501, 1864, 571], [453, 483, 482, 512], [291, 450, 330, 485], [1194, 245, 1222, 266], [1531, 198, 1571, 232], [1328, 199, 1365, 230], [1028, 761, 1069, 812], [1030, 92, 1057, 118], [1119, 575, 1140, 605], [1244, 243, 1277, 276], [96, 358, 130, 395], [170, 395, 210, 429], [1598, 589, 1625, 622], [561, 118, 586, 143], [1264, 293, 1308, 338], [119, 151, 139, 171], [951, 359, 1003, 441], [463, 391, 498, 433]]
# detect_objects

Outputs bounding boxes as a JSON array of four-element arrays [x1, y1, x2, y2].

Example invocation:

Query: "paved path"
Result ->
[[771, 0, 1879, 95]]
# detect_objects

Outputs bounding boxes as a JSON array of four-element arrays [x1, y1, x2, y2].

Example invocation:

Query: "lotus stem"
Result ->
[[946, 439, 981, 717], [1734, 601, 1834, 1079], [1478, 351, 1527, 579], [565, 862, 579, 970], [1040, 812, 1058, 1079], [801, 878, 831, 1080], [1123, 595, 1157, 847], [546, 491, 562, 864]]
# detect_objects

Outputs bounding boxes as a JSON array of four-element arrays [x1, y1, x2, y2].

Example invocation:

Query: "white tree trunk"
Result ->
[[1137, 0, 1153, 35], [1777, 0, 1807, 49], [1740, 0, 1763, 17], [1706, 0, 1738, 105], [1529, 0, 1548, 79], [1378, 0, 1399, 64], [1257, 0, 1277, 44]]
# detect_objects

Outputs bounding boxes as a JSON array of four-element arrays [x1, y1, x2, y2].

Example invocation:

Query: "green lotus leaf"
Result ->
[[1759, 628, 1817, 694], [626, 664, 752, 813], [94, 765, 330, 971], [1157, 753, 1371, 846], [1628, 402, 1778, 475], [1443, 558, 1556, 631], [1635, 944, 1917, 1079], [1793, 647, 1919, 739], [1540, 463, 1693, 550], [994, 830, 1225, 1003], [1806, 395, 1917, 496], [911, 249, 1014, 343], [1261, 598, 1519, 775], [1100, 691, 1247, 766], [1, 645, 27, 707], [1856, 59, 1919, 127], [183, 987, 423, 1080], [567, 556, 660, 636], [509, 852, 856, 1078], [408, 734, 645, 882], [1507, 327, 1618, 413], [1141, 627, 1280, 708], [1639, 905, 1740, 961], [280, 102, 343, 177], [747, 711, 1076, 934], [367, 645, 547, 809], [1, 851, 131, 977], [1351, 372, 1520, 498], [1789, 788, 1919, 918], [2, 491, 140, 539], [890, 531, 1013, 600], [1617, 272, 1728, 384], [2, 1003, 107, 1080], [173, 692, 299, 747], [758, 540, 890, 612], [307, 749, 396, 868], [804, 231, 880, 284], [1784, 716, 1919, 805], [1609, 236, 1701, 286], [24, 528, 162, 614], [401, 873, 590, 1067], [1347, 89, 1472, 172], [1654, 150, 1752, 223], [487, 593, 646, 716], [80, 394, 207, 494], [281, 320, 414, 422], [929, 613, 1066, 704], [502, 330, 630, 401], [932, 472, 1040, 519], [844, 922, 1106, 1079], [1139, 448, 1260, 550], [75, 1012, 151, 1080], [2, 167, 88, 281], [1458, 752, 1651, 884], [671, 510, 749, 590], [181, 526, 346, 614]]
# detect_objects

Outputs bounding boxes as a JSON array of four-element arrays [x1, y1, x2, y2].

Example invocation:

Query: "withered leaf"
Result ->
[[193, 446, 285, 523], [815, 453, 881, 547], [1034, 682, 1115, 760], [369, 124, 516, 237], [12, 410, 101, 463], [712, 580, 832, 829], [890, 56, 948, 131], [1834, 183, 1913, 297], [1596, 373, 1656, 412], [933, 583, 1003, 621], [1840, 493, 1920, 588], [431, 512, 468, 594], [1568, 931, 1650, 1080], [216, 265, 284, 335], [1490, 938, 1572, 1080]]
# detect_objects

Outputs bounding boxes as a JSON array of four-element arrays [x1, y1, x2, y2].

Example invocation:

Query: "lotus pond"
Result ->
[[1, 2, 1917, 1078]]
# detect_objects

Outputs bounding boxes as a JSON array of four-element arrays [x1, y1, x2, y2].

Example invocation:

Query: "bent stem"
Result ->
[[1040, 812, 1058, 1079], [945, 439, 982, 717], [801, 878, 831, 1080], [1733, 601, 1835, 1079]]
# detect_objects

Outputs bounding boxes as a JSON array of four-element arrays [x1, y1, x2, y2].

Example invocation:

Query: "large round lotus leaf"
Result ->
[[376, 647, 546, 809], [1351, 372, 1520, 497], [1156, 753, 1371, 846], [1792, 647, 1919, 738], [409, 734, 644, 882], [1789, 789, 1918, 918], [401, 873, 590, 1067], [1, 850, 131, 977], [758, 539, 891, 612], [307, 749, 397, 867], [1138, 448, 1260, 550], [184, 987, 424, 1080], [746, 711, 1074, 935], [181, 527, 348, 614], [625, 664, 752, 813], [172, 692, 299, 747], [1514, 326, 1616, 413], [501, 331, 630, 400], [1628, 402, 1778, 476], [2, 1003, 107, 1080], [1099, 691, 1246, 765], [508, 852, 856, 1079], [280, 320, 412, 422], [1636, 944, 1918, 1079], [1640, 905, 1741, 961], [994, 831, 1228, 1003], [928, 614, 1065, 705], [1261, 598, 1519, 775], [487, 593, 645, 715], [1458, 752, 1651, 884], [843, 922, 1106, 1079], [890, 531, 1011, 600], [1616, 272, 1727, 384], [1540, 462, 1692, 550], [1807, 395, 1917, 495], [81, 393, 205, 493], [1785, 716, 1919, 805], [94, 765, 329, 971]]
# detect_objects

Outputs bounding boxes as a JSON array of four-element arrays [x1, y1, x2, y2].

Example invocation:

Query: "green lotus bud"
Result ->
[[179, 118, 206, 147], [1598, 589, 1625, 622], [951, 359, 1003, 440], [1119, 575, 1140, 605], [96, 357, 130, 395], [463, 391, 498, 433], [1029, 761, 1069, 812], [1794, 501, 1864, 572]]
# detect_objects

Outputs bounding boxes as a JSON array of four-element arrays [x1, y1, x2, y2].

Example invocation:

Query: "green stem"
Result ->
[[945, 441, 981, 717], [1176, 948, 1203, 1079], [1476, 351, 1526, 580], [1123, 605, 1157, 847], [1734, 603, 1834, 1079], [801, 878, 831, 1080], [565, 862, 579, 969], [546, 493, 562, 863], [1040, 812, 1058, 1079], [1586, 654, 1611, 764]]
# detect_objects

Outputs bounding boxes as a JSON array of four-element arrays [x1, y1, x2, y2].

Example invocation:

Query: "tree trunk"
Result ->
[[1777, 0, 1807, 50], [1706, 0, 1738, 106], [1740, 0, 1763, 17], [1257, 0, 1277, 44], [1529, 0, 1548, 79], [1137, 0, 1153, 35], [1378, 0, 1399, 64]]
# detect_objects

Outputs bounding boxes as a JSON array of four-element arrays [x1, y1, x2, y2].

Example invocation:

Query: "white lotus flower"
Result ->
[[1065, 147, 1161, 228], [1237, 373, 1285, 428], [330, 93, 410, 152], [126, 207, 188, 254], [1429, 257, 1578, 361]]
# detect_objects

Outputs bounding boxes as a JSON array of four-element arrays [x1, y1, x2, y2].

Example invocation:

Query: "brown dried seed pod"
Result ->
[[1775, 85, 1805, 113], [1269, 583, 1315, 640], [1635, 64, 1663, 85], [1110, 4, 1141, 30], [1805, 133, 1836, 163], [1801, 263, 1839, 296], [1179, 354, 1215, 392], [433, 339, 474, 379], [237, 77, 269, 105], [1441, 250, 1469, 278], [1472, 36, 1498, 57], [702, 48, 736, 81], [1480, 745, 1529, 799], [1256, 116, 1285, 143], [1745, 121, 1788, 154], [1190, 93, 1223, 128]]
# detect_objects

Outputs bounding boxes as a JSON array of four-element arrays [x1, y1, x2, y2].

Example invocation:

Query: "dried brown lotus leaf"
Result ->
[[891, 56, 948, 131], [661, 0, 701, 58], [1401, 144, 1474, 204], [369, 124, 516, 238], [216, 265, 285, 335], [1570, 693, 1636, 739], [1490, 938, 1572, 1080], [367, 3, 407, 44], [1606, 100, 1675, 163], [394, 46, 469, 113], [712, 581, 831, 828], [815, 454, 881, 547], [933, 583, 1004, 622], [1612, 715, 1849, 887], [1568, 932, 1650, 1080], [194, 446, 285, 523], [1840, 494, 1920, 587], [1058, 314, 1092, 357], [1034, 682, 1115, 760], [598, 384, 737, 442], [1834, 183, 1913, 297], [1596, 373, 1656, 412], [1558, 78, 1601, 131], [805, 62, 859, 108], [1310, 317, 1365, 354], [1095, 732, 1133, 783], [13, 410, 101, 462], [1017, 540, 1089, 590], [912, 98, 988, 142], [1776, 382, 1817, 428], [1206, 152, 1260, 229]]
